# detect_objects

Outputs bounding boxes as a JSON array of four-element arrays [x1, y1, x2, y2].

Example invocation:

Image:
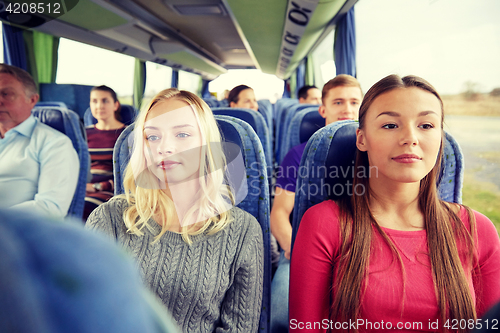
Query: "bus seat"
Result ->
[[212, 107, 272, 175], [35, 101, 68, 109], [215, 115, 271, 333], [273, 99, 298, 162], [112, 117, 271, 332], [31, 108, 89, 219], [83, 105, 138, 127], [203, 98, 220, 108], [274, 98, 297, 122], [278, 104, 319, 164], [257, 99, 273, 136], [112, 125, 134, 196], [39, 83, 94, 120], [281, 107, 323, 164], [290, 121, 464, 251]]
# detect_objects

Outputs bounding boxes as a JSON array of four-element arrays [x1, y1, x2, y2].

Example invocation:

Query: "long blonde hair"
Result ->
[[121, 88, 234, 243], [331, 75, 477, 332]]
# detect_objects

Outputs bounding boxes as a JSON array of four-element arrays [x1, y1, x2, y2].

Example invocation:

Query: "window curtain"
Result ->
[[133, 59, 146, 110], [334, 6, 356, 77]]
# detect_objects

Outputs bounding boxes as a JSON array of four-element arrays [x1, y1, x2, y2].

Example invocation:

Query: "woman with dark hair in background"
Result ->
[[228, 84, 259, 111], [289, 75, 500, 332], [83, 85, 125, 220]]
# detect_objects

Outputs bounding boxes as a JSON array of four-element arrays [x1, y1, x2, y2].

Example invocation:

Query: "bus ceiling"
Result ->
[[0, 0, 357, 81]]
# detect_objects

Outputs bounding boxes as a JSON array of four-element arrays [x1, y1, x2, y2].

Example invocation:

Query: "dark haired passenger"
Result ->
[[298, 85, 322, 104], [228, 84, 259, 111], [0, 63, 78, 219], [290, 75, 500, 332], [86, 88, 263, 332], [83, 85, 125, 220], [270, 74, 362, 333]]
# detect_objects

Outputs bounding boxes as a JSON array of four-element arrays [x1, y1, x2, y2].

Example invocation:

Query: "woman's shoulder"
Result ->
[[303, 200, 341, 222], [86, 196, 129, 227], [226, 206, 262, 234]]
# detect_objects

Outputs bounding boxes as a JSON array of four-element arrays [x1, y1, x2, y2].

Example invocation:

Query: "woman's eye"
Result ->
[[147, 135, 160, 142], [177, 132, 190, 138], [382, 123, 397, 129], [419, 123, 434, 130]]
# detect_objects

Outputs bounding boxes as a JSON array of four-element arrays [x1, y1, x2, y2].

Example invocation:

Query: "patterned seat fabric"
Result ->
[[31, 107, 89, 219]]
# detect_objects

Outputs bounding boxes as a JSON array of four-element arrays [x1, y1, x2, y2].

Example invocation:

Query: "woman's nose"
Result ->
[[400, 126, 418, 146]]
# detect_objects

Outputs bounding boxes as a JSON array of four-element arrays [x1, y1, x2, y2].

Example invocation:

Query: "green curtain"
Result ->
[[305, 55, 314, 86], [133, 59, 146, 110], [34, 31, 59, 83], [289, 71, 297, 99], [22, 30, 60, 88]]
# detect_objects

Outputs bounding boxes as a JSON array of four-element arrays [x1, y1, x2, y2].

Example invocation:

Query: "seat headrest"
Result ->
[[324, 122, 359, 200], [299, 111, 325, 143], [31, 108, 66, 135]]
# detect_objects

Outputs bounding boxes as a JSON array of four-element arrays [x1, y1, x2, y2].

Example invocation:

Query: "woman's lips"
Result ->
[[392, 154, 421, 163], [158, 161, 180, 170]]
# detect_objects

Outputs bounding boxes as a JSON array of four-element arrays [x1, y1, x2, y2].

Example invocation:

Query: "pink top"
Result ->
[[289, 200, 500, 332]]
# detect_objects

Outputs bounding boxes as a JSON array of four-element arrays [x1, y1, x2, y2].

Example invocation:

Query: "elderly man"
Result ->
[[0, 64, 79, 218]]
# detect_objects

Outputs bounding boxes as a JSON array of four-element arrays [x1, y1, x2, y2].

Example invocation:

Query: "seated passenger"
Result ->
[[0, 207, 180, 333], [289, 75, 500, 332], [228, 84, 259, 111], [84, 85, 125, 220], [86, 88, 263, 332], [0, 64, 79, 219], [270, 74, 362, 333], [297, 85, 322, 104]]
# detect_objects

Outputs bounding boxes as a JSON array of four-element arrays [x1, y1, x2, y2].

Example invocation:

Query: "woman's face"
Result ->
[[356, 87, 442, 185], [231, 88, 258, 111], [90, 90, 119, 122], [143, 99, 203, 186]]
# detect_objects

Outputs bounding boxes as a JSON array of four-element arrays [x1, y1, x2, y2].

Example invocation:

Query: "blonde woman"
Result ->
[[86, 88, 263, 332]]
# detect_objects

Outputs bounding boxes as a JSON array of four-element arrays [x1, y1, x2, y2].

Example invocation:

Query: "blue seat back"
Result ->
[[112, 117, 271, 332], [257, 99, 273, 136], [281, 107, 323, 163], [290, 121, 464, 251], [274, 99, 301, 162], [203, 98, 220, 108], [212, 107, 272, 175], [31, 107, 89, 219], [112, 125, 135, 196], [278, 104, 319, 164], [84, 105, 138, 127], [35, 101, 68, 109], [39, 83, 94, 120], [215, 115, 270, 333]]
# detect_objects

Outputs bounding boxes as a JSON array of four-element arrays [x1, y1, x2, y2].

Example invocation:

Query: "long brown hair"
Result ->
[[331, 75, 477, 332]]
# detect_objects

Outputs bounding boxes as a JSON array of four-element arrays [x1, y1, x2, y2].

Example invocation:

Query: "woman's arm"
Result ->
[[217, 216, 264, 332], [289, 201, 341, 332]]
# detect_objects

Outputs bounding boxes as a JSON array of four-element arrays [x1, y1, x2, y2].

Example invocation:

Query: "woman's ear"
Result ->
[[113, 101, 120, 112], [230, 101, 236, 108], [356, 128, 368, 152]]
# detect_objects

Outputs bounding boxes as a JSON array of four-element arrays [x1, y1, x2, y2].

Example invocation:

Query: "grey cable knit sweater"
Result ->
[[86, 197, 264, 333]]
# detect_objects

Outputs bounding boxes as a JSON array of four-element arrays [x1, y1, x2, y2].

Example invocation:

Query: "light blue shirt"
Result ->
[[0, 115, 79, 218]]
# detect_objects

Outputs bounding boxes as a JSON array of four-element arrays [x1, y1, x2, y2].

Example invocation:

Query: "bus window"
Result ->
[[56, 38, 134, 100]]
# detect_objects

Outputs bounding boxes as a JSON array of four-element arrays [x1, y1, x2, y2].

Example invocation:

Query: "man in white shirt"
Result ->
[[0, 64, 79, 218]]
